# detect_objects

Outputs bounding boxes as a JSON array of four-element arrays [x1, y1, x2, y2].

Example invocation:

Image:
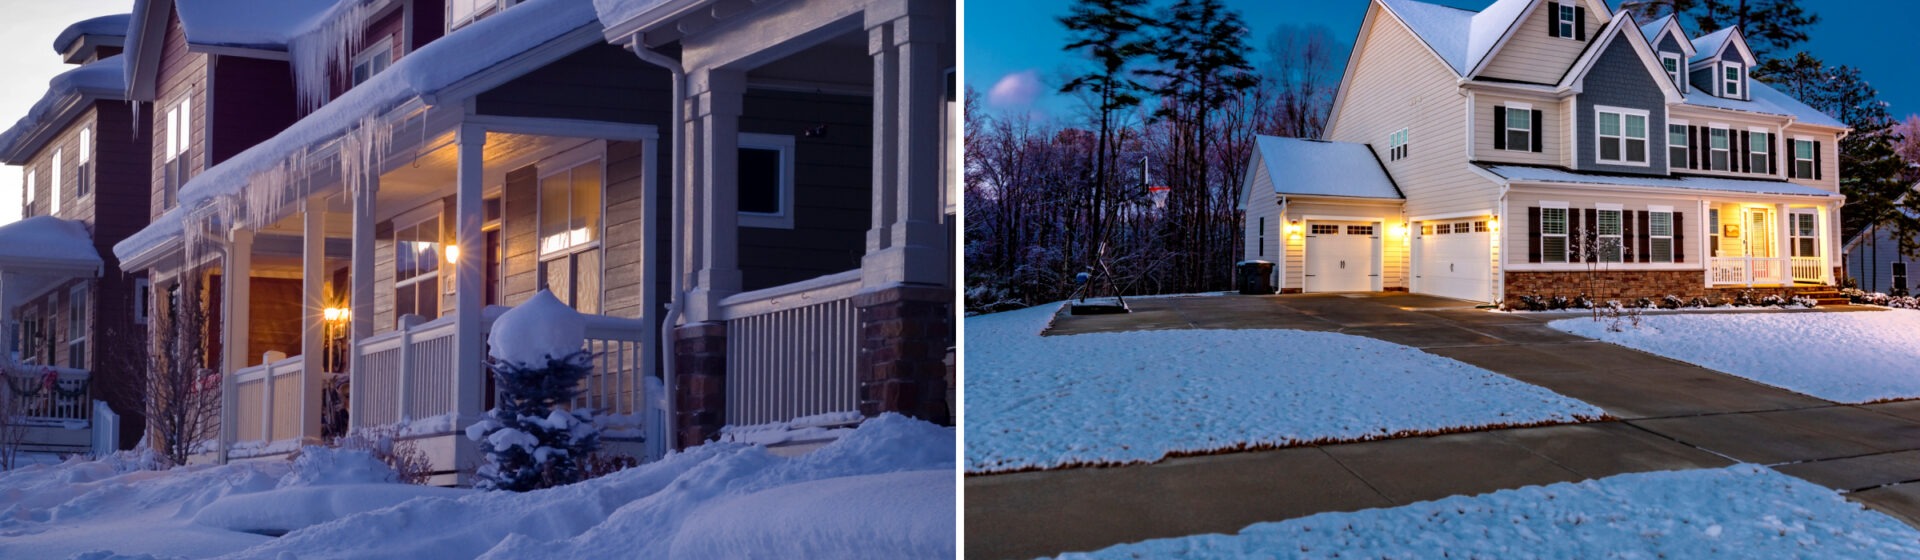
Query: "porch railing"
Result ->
[[3, 366, 91, 425], [230, 353, 313, 446], [356, 314, 460, 428], [1791, 257, 1825, 284], [1709, 256, 1793, 286], [718, 270, 863, 427]]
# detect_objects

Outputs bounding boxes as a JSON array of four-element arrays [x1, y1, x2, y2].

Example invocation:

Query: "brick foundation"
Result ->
[[672, 321, 727, 449], [1503, 270, 1834, 309], [854, 283, 954, 426]]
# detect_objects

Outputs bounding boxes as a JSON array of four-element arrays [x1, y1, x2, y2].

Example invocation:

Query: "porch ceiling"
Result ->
[[376, 131, 594, 220]]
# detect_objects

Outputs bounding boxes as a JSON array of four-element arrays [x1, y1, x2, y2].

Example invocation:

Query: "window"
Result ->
[[1421, 224, 1432, 235], [1435, 223, 1451, 235], [738, 133, 796, 229], [1454, 222, 1472, 233], [1793, 139, 1815, 179], [1347, 225, 1374, 236], [1791, 212, 1817, 257], [1505, 106, 1532, 151], [1749, 131, 1770, 174], [67, 286, 86, 369], [1896, 262, 1909, 294], [1649, 211, 1674, 263], [24, 168, 34, 212], [1556, 3, 1577, 38], [51, 149, 61, 215], [1388, 128, 1409, 161], [1669, 123, 1689, 168], [164, 95, 192, 209], [1596, 108, 1648, 165], [449, 0, 523, 32], [1723, 65, 1742, 97], [1541, 207, 1568, 263], [1709, 127, 1730, 171], [77, 127, 93, 198], [350, 37, 394, 87], [134, 278, 150, 325], [1661, 54, 1683, 88], [1597, 208, 1623, 263], [539, 158, 603, 314], [1708, 208, 1721, 257], [1473, 220, 1489, 233], [393, 209, 441, 324], [1256, 217, 1265, 257], [1310, 224, 1339, 235]]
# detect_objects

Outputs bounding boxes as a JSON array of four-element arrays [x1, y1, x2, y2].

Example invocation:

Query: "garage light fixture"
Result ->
[[1391, 223, 1408, 239], [1489, 216, 1501, 232], [1288, 220, 1301, 239]]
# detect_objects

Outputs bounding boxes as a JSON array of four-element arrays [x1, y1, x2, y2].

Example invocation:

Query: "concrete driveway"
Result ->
[[966, 293, 1920, 559]]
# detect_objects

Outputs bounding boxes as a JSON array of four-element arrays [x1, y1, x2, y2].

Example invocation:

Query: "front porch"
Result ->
[[1703, 200, 1837, 287]]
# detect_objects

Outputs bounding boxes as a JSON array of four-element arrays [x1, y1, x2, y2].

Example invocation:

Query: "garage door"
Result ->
[[1417, 219, 1491, 302], [1306, 222, 1376, 292]]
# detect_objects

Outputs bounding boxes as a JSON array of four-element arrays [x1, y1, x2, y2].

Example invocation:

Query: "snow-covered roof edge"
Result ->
[[1478, 163, 1842, 198], [0, 56, 128, 164], [1254, 136, 1403, 200], [53, 14, 132, 55]]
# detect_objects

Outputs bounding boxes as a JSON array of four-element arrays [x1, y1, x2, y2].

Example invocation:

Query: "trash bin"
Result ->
[[1237, 260, 1274, 295]]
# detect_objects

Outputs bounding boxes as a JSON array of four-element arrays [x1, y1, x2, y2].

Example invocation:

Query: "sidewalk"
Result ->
[[965, 294, 1920, 559]]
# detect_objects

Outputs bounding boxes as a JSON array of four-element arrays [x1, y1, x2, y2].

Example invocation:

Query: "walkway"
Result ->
[[965, 293, 1920, 559]]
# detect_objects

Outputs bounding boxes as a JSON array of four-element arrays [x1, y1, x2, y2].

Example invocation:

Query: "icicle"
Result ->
[[289, 0, 381, 113]]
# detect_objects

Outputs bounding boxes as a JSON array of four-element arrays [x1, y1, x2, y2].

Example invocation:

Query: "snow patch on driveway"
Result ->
[[966, 303, 1605, 473], [1550, 310, 1920, 403]]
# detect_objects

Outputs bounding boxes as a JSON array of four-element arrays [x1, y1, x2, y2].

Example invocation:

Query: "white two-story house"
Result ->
[[1241, 0, 1848, 307]]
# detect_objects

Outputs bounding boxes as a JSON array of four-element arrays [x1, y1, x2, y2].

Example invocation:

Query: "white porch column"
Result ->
[[1825, 201, 1839, 285], [299, 201, 326, 441], [348, 171, 377, 430], [863, 4, 951, 288], [684, 69, 744, 322], [218, 227, 254, 463], [1777, 202, 1791, 284], [454, 124, 487, 422]]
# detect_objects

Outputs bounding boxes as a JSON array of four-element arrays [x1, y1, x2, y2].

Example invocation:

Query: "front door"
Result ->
[[1746, 208, 1773, 258], [1305, 222, 1375, 292]]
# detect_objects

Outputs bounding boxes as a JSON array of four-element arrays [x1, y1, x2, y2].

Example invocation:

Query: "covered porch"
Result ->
[[1703, 199, 1840, 287], [0, 217, 115, 457]]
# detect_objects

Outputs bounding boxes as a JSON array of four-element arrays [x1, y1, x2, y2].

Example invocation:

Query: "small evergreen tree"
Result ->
[[466, 290, 601, 491]]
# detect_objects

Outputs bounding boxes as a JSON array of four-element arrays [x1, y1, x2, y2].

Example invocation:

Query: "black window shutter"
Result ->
[[1770, 133, 1779, 174], [1637, 210, 1651, 262], [1531, 109, 1544, 152], [1623, 210, 1635, 261], [1787, 140, 1797, 178], [1738, 131, 1750, 173], [1814, 141, 1824, 180], [1548, 2, 1562, 37], [1575, 7, 1586, 41], [1494, 106, 1508, 150], [1528, 207, 1542, 263], [1690, 126, 1701, 169], [1584, 208, 1599, 263], [1570, 209, 1584, 261], [1674, 212, 1686, 262]]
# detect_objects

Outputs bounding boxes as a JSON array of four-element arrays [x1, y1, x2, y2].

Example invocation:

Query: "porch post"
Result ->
[[1824, 202, 1839, 285], [684, 68, 745, 322], [453, 124, 487, 424], [876, 2, 951, 288], [300, 200, 326, 441], [218, 227, 254, 463], [348, 169, 377, 430], [1777, 203, 1791, 285]]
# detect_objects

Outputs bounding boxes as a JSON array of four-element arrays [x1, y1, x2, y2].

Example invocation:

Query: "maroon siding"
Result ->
[[210, 57, 299, 166], [411, 0, 446, 50]]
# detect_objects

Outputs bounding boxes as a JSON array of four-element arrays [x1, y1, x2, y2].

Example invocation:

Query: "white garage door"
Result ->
[[1417, 219, 1491, 302], [1306, 222, 1377, 292]]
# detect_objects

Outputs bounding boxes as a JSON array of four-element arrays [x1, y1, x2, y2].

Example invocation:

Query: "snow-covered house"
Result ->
[[0, 14, 152, 454], [1242, 0, 1849, 306], [105, 0, 952, 483], [1844, 193, 1917, 295]]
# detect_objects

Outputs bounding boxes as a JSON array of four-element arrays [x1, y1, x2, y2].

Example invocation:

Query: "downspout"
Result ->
[[625, 36, 686, 454]]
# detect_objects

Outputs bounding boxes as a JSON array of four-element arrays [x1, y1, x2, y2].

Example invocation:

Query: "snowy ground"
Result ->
[[0, 414, 954, 559], [965, 303, 1605, 473], [1058, 465, 1920, 558], [1551, 309, 1920, 403]]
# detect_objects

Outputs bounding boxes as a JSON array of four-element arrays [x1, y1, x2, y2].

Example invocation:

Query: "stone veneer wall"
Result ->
[[854, 284, 954, 426], [672, 322, 728, 449], [1504, 270, 1834, 309]]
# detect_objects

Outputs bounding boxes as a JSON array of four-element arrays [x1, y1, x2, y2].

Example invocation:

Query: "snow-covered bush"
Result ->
[[1760, 294, 1787, 307], [283, 445, 400, 487], [1734, 290, 1756, 307], [1572, 294, 1594, 309], [1686, 297, 1709, 309], [1660, 295, 1685, 310], [314, 424, 432, 485], [1631, 297, 1656, 309], [468, 291, 603, 491]]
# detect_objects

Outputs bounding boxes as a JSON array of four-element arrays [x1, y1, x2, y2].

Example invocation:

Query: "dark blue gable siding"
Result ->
[[1689, 66, 1715, 96], [1577, 32, 1668, 175], [1655, 35, 1683, 54]]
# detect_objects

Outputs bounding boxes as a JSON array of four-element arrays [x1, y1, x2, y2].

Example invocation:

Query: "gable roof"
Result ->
[[53, 14, 132, 55], [1636, 14, 1696, 57], [1688, 26, 1753, 66], [1683, 79, 1847, 129], [1376, 0, 1475, 74], [1247, 137, 1403, 200], [1557, 11, 1682, 104], [124, 0, 342, 101], [0, 56, 127, 164]]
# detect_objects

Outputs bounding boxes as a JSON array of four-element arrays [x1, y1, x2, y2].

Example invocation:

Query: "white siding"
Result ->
[[1784, 123, 1843, 194], [1848, 225, 1919, 293], [1279, 200, 1406, 291], [1473, 91, 1563, 167], [1478, 1, 1605, 84]]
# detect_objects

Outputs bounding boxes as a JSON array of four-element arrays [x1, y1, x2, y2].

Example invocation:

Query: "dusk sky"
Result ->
[[966, 0, 1920, 124]]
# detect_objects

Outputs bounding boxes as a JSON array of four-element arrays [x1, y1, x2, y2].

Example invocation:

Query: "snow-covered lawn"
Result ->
[[0, 414, 953, 559], [1058, 465, 1920, 558], [965, 303, 1605, 473], [1550, 309, 1920, 403]]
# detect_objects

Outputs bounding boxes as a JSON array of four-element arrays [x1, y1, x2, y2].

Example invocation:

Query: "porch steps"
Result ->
[[1797, 289, 1849, 307]]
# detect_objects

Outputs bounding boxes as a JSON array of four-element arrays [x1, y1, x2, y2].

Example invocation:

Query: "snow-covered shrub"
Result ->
[[282, 445, 400, 487], [1515, 295, 1548, 311], [1760, 294, 1787, 307], [1631, 297, 1655, 309], [468, 291, 603, 491], [1734, 290, 1756, 307], [1841, 287, 1868, 303], [1660, 295, 1684, 310], [316, 424, 432, 485], [1686, 296, 1709, 309], [1547, 295, 1567, 310], [1889, 296, 1920, 309], [1572, 294, 1594, 309], [1791, 296, 1818, 309], [582, 452, 640, 480]]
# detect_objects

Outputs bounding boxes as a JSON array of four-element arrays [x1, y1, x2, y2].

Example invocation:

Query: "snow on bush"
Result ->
[[967, 303, 1605, 473], [470, 290, 603, 491], [1062, 465, 1920, 558]]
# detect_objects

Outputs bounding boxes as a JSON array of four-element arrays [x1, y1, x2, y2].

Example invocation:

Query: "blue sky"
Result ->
[[966, 0, 1920, 123]]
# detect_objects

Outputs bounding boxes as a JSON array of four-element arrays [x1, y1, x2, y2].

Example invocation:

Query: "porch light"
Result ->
[[322, 307, 349, 323], [1288, 220, 1302, 239], [1391, 223, 1408, 239], [1490, 216, 1500, 232], [445, 245, 461, 264]]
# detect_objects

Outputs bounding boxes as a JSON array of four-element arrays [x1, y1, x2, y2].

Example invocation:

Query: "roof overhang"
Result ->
[[125, 0, 170, 102], [1643, 16, 1696, 58], [62, 35, 128, 65]]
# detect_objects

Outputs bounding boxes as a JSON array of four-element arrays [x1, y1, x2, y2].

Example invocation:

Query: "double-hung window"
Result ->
[[164, 94, 192, 209], [350, 37, 394, 87], [1505, 105, 1532, 152], [134, 278, 150, 325], [1596, 107, 1648, 165], [67, 286, 86, 368], [1540, 206, 1568, 263], [1388, 128, 1409, 161], [1749, 129, 1771, 174], [1793, 139, 1815, 178], [393, 207, 441, 324], [1661, 54, 1683, 88], [1649, 209, 1674, 263], [1668, 122, 1689, 168], [1895, 262, 1909, 294], [76, 127, 92, 198], [1723, 65, 1742, 98], [51, 149, 61, 215], [1709, 127, 1730, 171], [1596, 207, 1624, 263], [449, 0, 523, 32], [1790, 211, 1817, 258], [539, 156, 604, 314], [1556, 4, 1577, 38]]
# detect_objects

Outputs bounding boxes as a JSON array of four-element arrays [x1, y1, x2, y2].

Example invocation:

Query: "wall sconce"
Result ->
[[1489, 216, 1501, 232], [1391, 223, 1409, 239], [322, 307, 350, 323], [445, 244, 461, 264], [1288, 220, 1302, 239]]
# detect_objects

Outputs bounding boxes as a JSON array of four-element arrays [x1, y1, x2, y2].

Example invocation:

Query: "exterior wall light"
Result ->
[[445, 244, 461, 264]]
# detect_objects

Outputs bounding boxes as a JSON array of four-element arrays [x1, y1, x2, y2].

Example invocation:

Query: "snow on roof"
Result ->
[[1253, 136, 1402, 200], [1377, 0, 1474, 74], [592, 0, 674, 31], [114, 0, 598, 263], [0, 216, 101, 271], [1479, 164, 1840, 197], [1466, 0, 1535, 74], [52, 14, 131, 54], [1688, 26, 1735, 63], [1683, 79, 1847, 129], [174, 0, 342, 49], [0, 56, 127, 164], [1636, 14, 1672, 43]]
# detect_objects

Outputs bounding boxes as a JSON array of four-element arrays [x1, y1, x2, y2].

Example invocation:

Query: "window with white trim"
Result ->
[[1596, 108, 1648, 165], [1541, 207, 1568, 263], [539, 157, 604, 314], [1709, 127, 1730, 171], [1556, 3, 1577, 38], [1348, 225, 1375, 236], [24, 167, 34, 209], [1597, 208, 1623, 263], [163, 94, 192, 209], [448, 0, 524, 32], [51, 149, 62, 215], [67, 285, 87, 368], [1723, 64, 1742, 98], [350, 37, 394, 87], [393, 208, 441, 325], [1256, 217, 1265, 256], [1649, 210, 1674, 263], [1661, 54, 1683, 88], [134, 278, 150, 325], [1435, 223, 1451, 235], [1749, 130, 1770, 174], [1311, 224, 1339, 235], [1790, 211, 1817, 258], [1668, 122, 1689, 167], [1505, 107, 1532, 151], [77, 127, 93, 198], [1388, 128, 1409, 161], [1708, 208, 1721, 257], [1895, 262, 1909, 294], [1793, 139, 1815, 179], [738, 133, 796, 229]]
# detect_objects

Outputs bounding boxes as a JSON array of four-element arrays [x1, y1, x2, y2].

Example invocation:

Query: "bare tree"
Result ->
[[0, 374, 30, 470], [1263, 24, 1344, 139], [139, 281, 221, 467]]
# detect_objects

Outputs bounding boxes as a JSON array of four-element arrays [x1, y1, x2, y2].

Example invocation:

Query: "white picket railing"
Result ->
[[3, 367, 91, 425], [229, 353, 310, 446], [355, 314, 460, 428], [1709, 257, 1793, 286], [718, 270, 863, 427], [1791, 257, 1825, 284]]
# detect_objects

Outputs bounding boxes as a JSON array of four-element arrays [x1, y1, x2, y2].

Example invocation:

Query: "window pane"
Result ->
[[574, 250, 600, 315], [1796, 140, 1813, 159], [1713, 152, 1729, 170], [417, 277, 439, 319], [1626, 115, 1646, 138], [1651, 212, 1672, 236], [1627, 139, 1646, 162], [738, 147, 782, 214], [396, 283, 416, 319], [1507, 109, 1529, 130], [1507, 130, 1529, 150], [1598, 210, 1621, 235], [1797, 214, 1816, 235], [396, 225, 416, 281], [540, 173, 570, 253], [1752, 153, 1768, 172], [1542, 208, 1566, 235], [1601, 138, 1620, 161], [1669, 125, 1687, 146], [1798, 238, 1815, 257], [1797, 161, 1814, 178], [1671, 147, 1688, 167], [1543, 237, 1567, 262], [1653, 238, 1673, 262], [1599, 113, 1620, 136], [417, 217, 439, 275], [570, 161, 601, 245], [544, 259, 571, 307], [1711, 130, 1728, 149]]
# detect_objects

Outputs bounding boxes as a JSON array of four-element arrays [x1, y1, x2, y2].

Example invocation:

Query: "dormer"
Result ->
[[1687, 26, 1756, 101], [1637, 15, 1695, 94], [1467, 0, 1612, 84], [54, 14, 131, 65]]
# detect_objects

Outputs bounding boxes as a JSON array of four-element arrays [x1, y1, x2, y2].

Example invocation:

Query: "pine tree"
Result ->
[[468, 351, 601, 491], [1755, 53, 1917, 248], [1059, 0, 1153, 291], [1623, 0, 1817, 64]]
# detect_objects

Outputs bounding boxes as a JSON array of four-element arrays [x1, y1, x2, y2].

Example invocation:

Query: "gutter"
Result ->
[[623, 36, 686, 451]]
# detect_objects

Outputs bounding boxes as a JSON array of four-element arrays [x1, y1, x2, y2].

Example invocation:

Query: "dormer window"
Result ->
[[350, 37, 394, 87], [1661, 54, 1683, 90], [1547, 2, 1585, 41], [1723, 64, 1742, 98]]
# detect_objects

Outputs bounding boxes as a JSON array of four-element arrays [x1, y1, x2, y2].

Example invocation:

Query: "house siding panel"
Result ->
[[737, 90, 873, 292], [150, 4, 208, 220], [211, 57, 299, 166], [1848, 225, 1920, 294], [475, 44, 671, 125], [1575, 34, 1668, 175], [1478, 2, 1604, 84], [1473, 91, 1561, 167], [1655, 34, 1682, 54]]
